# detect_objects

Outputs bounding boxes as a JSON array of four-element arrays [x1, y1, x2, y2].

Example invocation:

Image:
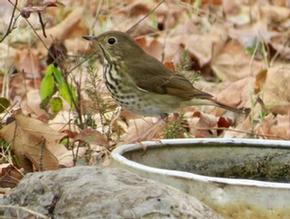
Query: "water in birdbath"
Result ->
[[124, 144, 290, 183]]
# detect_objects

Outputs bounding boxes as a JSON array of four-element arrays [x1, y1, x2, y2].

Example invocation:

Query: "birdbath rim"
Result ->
[[112, 138, 290, 189]]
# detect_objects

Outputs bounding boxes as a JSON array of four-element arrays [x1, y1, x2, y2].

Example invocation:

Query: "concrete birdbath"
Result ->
[[112, 138, 290, 219]]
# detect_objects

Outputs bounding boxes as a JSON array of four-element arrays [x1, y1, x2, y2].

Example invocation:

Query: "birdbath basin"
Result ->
[[112, 138, 290, 219]]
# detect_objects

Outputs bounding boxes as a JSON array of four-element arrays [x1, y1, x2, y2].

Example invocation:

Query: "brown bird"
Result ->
[[83, 31, 249, 117]]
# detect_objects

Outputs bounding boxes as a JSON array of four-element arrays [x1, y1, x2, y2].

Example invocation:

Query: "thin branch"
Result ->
[[126, 0, 166, 34], [196, 127, 288, 140], [0, 0, 18, 43], [0, 205, 49, 219], [7, 0, 58, 65], [37, 12, 47, 38], [67, 53, 96, 75]]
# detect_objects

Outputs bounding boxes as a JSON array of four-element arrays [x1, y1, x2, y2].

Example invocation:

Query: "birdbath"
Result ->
[[112, 138, 290, 219]]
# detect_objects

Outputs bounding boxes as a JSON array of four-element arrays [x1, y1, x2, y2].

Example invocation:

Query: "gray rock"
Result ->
[[3, 166, 222, 219]]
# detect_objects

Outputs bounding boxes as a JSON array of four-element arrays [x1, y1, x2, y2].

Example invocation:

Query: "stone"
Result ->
[[3, 166, 222, 219]]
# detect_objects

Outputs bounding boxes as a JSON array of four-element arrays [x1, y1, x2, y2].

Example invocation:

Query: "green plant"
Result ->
[[0, 139, 13, 164], [40, 64, 77, 113], [164, 113, 187, 139]]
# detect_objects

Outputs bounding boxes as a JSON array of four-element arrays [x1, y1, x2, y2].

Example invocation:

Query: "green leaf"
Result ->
[[0, 97, 10, 113], [51, 65, 65, 84], [40, 65, 56, 102], [41, 64, 77, 108], [49, 97, 63, 114], [59, 82, 77, 107]]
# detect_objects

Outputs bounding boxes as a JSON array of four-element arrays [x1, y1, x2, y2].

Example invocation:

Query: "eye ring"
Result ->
[[107, 37, 117, 45]]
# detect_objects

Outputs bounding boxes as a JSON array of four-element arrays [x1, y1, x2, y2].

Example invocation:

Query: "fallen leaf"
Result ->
[[20, 0, 59, 18], [224, 116, 253, 138], [0, 113, 67, 172], [135, 36, 163, 60], [185, 24, 228, 67], [0, 164, 23, 188], [255, 114, 290, 139], [74, 128, 108, 146], [216, 77, 254, 108], [255, 69, 267, 93], [21, 89, 49, 120], [37, 7, 87, 47], [188, 111, 218, 137], [58, 147, 87, 167], [262, 64, 290, 114], [121, 117, 165, 143], [260, 5, 290, 23], [17, 49, 42, 79], [212, 40, 265, 81]]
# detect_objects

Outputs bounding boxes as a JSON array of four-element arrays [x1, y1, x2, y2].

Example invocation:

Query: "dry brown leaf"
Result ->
[[64, 38, 91, 54], [0, 164, 23, 188], [121, 1, 151, 17], [260, 5, 290, 23], [271, 0, 289, 7], [0, 44, 19, 73], [222, 0, 240, 15], [185, 24, 228, 67], [228, 20, 274, 48], [20, 0, 59, 18], [162, 35, 186, 66], [17, 49, 41, 79], [255, 69, 267, 93], [270, 34, 290, 59], [262, 64, 290, 114], [212, 40, 265, 81], [9, 73, 35, 101], [225, 5, 251, 26], [48, 111, 76, 131], [74, 128, 108, 146], [37, 7, 87, 47], [188, 111, 218, 137], [135, 36, 163, 60], [58, 147, 87, 167], [255, 114, 290, 140], [271, 114, 290, 139], [20, 89, 49, 120], [224, 116, 253, 138], [216, 77, 254, 108], [0, 113, 67, 172], [121, 117, 165, 143]]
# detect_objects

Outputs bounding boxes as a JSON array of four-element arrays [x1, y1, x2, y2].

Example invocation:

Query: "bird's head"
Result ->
[[83, 31, 144, 63]]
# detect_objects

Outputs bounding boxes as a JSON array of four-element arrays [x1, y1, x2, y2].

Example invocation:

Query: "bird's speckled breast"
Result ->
[[103, 62, 180, 116]]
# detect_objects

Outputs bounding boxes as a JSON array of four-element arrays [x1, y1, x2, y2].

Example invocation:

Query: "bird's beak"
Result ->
[[82, 35, 98, 41]]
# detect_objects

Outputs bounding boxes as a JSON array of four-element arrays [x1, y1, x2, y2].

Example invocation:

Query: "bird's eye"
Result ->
[[107, 37, 117, 45]]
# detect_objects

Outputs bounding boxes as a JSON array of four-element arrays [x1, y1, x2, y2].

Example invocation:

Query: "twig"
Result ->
[[6, 0, 58, 65], [90, 0, 104, 33], [37, 12, 47, 38], [270, 31, 290, 67], [178, 1, 224, 23], [7, 0, 85, 128], [0, 0, 18, 43], [67, 53, 96, 75], [0, 205, 49, 219], [126, 0, 166, 34], [196, 127, 288, 140], [161, 30, 169, 63]]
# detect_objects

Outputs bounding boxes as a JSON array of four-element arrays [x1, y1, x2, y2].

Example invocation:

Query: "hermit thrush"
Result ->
[[83, 31, 249, 117]]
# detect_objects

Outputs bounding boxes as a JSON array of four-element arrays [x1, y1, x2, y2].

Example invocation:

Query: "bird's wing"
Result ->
[[128, 54, 212, 101]]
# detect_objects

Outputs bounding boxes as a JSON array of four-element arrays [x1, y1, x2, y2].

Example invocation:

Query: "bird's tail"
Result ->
[[188, 97, 250, 114]]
